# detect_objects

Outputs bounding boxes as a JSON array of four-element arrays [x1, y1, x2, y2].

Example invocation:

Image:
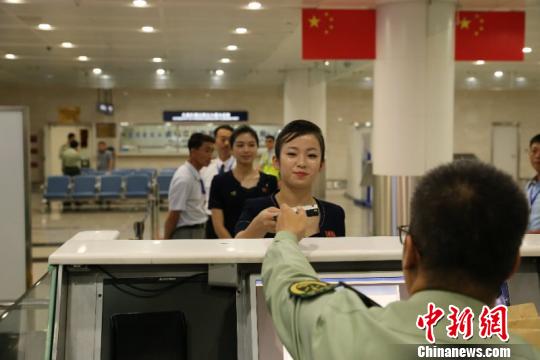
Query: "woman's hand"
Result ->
[[251, 206, 281, 235], [276, 203, 307, 241]]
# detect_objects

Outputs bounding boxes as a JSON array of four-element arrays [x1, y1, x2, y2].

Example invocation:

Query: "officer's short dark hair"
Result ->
[[69, 140, 79, 149], [214, 125, 234, 138], [230, 125, 259, 147], [188, 133, 214, 151], [275, 119, 325, 161], [409, 160, 529, 292], [265, 135, 275, 141], [68, 133, 76, 140], [529, 134, 540, 147]]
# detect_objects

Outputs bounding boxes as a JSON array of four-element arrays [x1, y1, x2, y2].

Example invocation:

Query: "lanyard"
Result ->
[[529, 185, 540, 207]]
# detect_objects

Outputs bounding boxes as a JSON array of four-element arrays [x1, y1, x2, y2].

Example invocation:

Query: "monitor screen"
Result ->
[[250, 272, 407, 360]]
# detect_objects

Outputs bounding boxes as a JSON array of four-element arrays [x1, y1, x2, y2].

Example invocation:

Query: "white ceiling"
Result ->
[[0, 0, 539, 90]]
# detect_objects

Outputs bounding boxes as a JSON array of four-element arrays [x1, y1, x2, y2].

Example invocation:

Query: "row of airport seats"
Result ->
[[43, 168, 176, 205]]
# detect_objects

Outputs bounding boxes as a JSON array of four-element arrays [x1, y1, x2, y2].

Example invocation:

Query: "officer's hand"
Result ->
[[276, 203, 307, 241], [252, 206, 280, 234]]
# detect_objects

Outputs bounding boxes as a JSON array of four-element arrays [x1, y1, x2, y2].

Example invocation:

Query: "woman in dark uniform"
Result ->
[[208, 126, 278, 239], [235, 119, 345, 238]]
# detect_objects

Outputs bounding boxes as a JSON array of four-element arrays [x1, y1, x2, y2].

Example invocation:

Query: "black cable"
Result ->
[[95, 266, 207, 298]]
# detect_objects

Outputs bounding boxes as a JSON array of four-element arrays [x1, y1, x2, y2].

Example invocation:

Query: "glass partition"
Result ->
[[0, 270, 53, 360], [119, 123, 281, 155]]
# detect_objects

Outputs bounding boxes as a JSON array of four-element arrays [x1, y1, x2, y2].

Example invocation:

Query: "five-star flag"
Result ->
[[455, 11, 525, 61], [302, 9, 376, 60]]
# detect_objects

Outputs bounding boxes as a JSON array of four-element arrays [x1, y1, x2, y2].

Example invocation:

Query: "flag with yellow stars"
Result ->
[[455, 11, 525, 61], [302, 9, 375, 60]]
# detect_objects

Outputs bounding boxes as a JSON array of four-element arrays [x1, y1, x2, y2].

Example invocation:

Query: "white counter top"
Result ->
[[48, 234, 540, 265]]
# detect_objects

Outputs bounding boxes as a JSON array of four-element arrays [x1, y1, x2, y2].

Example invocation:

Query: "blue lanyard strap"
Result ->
[[529, 185, 540, 207]]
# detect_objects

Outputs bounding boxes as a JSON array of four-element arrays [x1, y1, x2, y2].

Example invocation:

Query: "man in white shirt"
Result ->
[[164, 133, 215, 239], [200, 125, 236, 238], [526, 133, 540, 234]]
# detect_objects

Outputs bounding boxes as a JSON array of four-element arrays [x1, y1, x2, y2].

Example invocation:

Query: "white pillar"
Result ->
[[283, 69, 327, 198], [373, 0, 455, 176]]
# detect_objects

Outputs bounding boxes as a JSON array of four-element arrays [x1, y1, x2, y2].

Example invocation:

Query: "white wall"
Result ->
[[1, 85, 539, 182]]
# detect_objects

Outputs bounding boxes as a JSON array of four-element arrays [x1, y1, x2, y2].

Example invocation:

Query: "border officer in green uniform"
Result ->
[[262, 161, 540, 359]]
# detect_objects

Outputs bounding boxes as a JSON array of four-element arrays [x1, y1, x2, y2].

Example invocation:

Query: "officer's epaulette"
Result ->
[[289, 279, 381, 308]]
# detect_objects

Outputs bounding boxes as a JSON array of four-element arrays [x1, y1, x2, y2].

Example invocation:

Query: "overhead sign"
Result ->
[[163, 111, 248, 122]]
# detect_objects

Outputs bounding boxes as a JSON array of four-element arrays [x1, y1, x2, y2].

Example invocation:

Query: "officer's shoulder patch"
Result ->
[[289, 280, 337, 299]]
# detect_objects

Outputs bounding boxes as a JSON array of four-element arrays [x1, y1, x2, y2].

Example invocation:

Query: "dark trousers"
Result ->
[[63, 166, 81, 177]]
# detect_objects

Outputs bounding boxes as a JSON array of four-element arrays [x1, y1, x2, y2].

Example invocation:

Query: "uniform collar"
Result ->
[[185, 161, 201, 179]]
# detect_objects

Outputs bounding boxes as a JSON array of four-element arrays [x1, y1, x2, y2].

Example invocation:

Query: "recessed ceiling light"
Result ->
[[522, 47, 532, 54], [61, 42, 74, 48], [5, 53, 17, 60], [364, 76, 372, 82], [466, 76, 477, 82], [219, 58, 231, 63], [234, 27, 248, 34], [152, 57, 163, 63], [38, 23, 53, 31], [215, 69, 225, 76], [365, 122, 372, 127], [132, 0, 148, 7], [324, 61, 330, 66], [494, 70, 504, 78], [226, 45, 238, 51], [474, 60, 485, 65], [77, 55, 89, 61], [92, 68, 102, 75], [246, 1, 262, 10], [5, 0, 25, 3], [141, 26, 155, 33], [101, 74, 110, 79], [156, 68, 166, 75], [516, 76, 526, 82]]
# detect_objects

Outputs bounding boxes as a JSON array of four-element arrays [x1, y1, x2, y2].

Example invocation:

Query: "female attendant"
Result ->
[[235, 119, 345, 238], [209, 126, 278, 239]]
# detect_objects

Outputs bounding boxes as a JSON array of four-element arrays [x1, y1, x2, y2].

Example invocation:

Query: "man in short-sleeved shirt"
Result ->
[[96, 141, 113, 172], [163, 133, 214, 239], [526, 134, 540, 233]]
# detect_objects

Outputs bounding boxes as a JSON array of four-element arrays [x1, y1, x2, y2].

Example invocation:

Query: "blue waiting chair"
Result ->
[[156, 174, 173, 199], [125, 175, 150, 199], [43, 176, 71, 201], [72, 176, 98, 200], [99, 175, 123, 200]]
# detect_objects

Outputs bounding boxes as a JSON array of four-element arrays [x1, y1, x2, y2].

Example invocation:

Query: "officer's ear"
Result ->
[[402, 235, 421, 271]]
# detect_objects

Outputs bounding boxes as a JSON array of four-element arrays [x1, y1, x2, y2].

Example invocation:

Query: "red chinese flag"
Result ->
[[455, 11, 525, 61], [302, 9, 376, 60]]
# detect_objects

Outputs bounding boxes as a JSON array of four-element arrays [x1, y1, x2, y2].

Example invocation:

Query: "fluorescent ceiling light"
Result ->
[[152, 57, 163, 63], [92, 68, 102, 75], [247, 1, 262, 10], [522, 47, 532, 54], [234, 27, 248, 34], [5, 53, 17, 59], [219, 58, 231, 63], [226, 45, 238, 51], [141, 26, 155, 33], [77, 55, 89, 61], [474, 60, 485, 65], [61, 42, 74, 48], [101, 74, 110, 79], [215, 69, 225, 76], [38, 23, 53, 31], [516, 76, 526, 82], [494, 71, 503, 78], [324, 61, 330, 66], [156, 68, 166, 75], [466, 76, 477, 82], [132, 0, 148, 7]]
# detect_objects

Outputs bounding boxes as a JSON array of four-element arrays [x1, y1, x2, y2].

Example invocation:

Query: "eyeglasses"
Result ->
[[397, 225, 410, 245]]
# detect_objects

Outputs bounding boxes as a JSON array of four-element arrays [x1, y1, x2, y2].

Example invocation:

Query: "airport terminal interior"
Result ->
[[1, 0, 540, 359]]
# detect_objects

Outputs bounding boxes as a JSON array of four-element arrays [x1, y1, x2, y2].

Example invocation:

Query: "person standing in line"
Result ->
[[96, 141, 113, 172], [235, 119, 345, 238], [526, 134, 540, 234], [258, 134, 280, 178], [59, 132, 76, 175], [164, 133, 215, 239], [208, 126, 278, 238], [61, 139, 82, 177], [200, 125, 236, 238]]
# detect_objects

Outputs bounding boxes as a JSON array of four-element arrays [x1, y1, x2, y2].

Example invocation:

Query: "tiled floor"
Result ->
[[30, 189, 372, 282]]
